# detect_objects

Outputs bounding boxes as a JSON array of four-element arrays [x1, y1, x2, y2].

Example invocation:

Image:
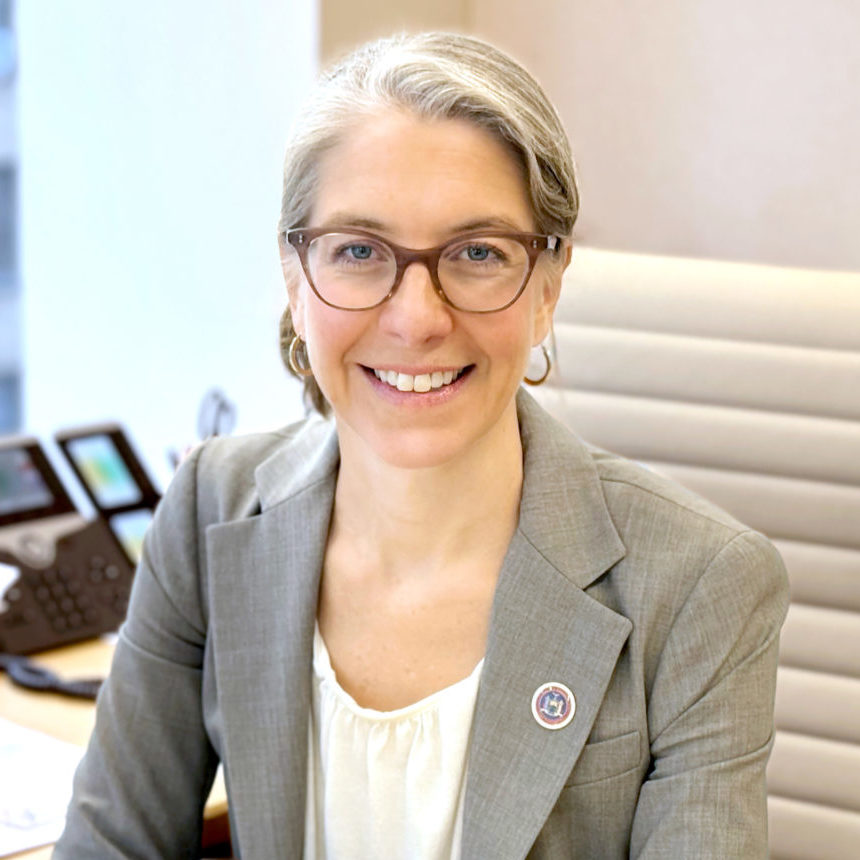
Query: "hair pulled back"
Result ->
[[278, 32, 579, 414]]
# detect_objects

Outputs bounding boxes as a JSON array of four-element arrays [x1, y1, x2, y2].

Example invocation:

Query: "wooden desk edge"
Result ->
[[2, 637, 228, 858]]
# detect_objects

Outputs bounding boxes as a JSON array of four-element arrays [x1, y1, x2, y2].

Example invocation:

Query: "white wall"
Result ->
[[472, 0, 860, 271], [17, 0, 316, 490]]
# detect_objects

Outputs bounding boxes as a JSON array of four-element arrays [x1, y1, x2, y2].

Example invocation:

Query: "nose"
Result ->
[[377, 261, 454, 344]]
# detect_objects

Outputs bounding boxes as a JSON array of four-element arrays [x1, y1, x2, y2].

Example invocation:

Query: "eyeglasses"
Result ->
[[281, 227, 561, 313]]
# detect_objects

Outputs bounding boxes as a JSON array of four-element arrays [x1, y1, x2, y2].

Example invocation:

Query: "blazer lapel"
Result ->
[[206, 420, 339, 858], [461, 392, 632, 859]]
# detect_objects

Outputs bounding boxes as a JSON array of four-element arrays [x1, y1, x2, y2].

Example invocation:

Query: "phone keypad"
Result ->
[[0, 519, 134, 655], [27, 566, 105, 632], [24, 569, 87, 632]]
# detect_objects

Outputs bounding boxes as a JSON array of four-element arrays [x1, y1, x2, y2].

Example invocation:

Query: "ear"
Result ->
[[531, 242, 571, 346], [279, 235, 307, 339]]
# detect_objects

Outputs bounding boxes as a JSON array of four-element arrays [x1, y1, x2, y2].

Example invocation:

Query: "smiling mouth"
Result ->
[[370, 367, 469, 392]]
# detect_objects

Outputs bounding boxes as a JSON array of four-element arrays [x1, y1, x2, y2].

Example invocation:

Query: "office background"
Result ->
[[1, 0, 858, 495]]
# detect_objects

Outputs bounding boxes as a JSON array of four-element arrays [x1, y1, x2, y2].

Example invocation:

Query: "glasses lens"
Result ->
[[438, 236, 530, 311], [306, 233, 396, 309]]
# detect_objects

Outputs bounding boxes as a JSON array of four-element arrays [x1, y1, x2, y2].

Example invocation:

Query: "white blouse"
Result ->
[[304, 623, 484, 860]]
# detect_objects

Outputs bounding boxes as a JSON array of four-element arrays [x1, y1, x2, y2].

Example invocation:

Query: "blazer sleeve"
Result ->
[[54, 443, 219, 859], [630, 529, 789, 858]]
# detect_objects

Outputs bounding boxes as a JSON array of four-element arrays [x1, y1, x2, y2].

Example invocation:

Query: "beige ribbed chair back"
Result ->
[[531, 247, 860, 860]]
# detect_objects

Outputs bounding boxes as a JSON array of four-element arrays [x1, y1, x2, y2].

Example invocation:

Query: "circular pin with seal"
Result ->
[[532, 681, 575, 730]]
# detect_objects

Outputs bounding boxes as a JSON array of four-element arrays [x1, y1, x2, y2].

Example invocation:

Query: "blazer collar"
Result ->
[[208, 390, 629, 857], [515, 389, 625, 587], [254, 414, 340, 512]]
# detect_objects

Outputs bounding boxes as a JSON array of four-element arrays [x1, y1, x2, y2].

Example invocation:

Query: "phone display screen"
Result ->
[[65, 435, 143, 510], [108, 509, 153, 565], [0, 449, 54, 516]]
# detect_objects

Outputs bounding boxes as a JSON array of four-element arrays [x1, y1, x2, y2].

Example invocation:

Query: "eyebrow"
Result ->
[[317, 214, 388, 231], [316, 213, 532, 235], [449, 216, 530, 233]]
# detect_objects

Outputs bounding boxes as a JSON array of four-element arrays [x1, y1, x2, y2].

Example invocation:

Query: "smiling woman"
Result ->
[[283, 109, 563, 473], [55, 32, 788, 860]]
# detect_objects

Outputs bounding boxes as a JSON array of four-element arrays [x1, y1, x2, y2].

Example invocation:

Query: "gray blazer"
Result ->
[[56, 391, 788, 859]]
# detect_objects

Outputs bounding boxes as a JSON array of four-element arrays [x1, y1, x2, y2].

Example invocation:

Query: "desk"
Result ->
[[0, 637, 228, 859]]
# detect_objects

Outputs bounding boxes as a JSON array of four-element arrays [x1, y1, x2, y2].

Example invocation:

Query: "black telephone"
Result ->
[[0, 425, 159, 655], [54, 422, 161, 568]]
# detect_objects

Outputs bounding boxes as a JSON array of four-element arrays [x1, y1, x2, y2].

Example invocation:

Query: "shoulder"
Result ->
[[162, 412, 338, 527], [588, 444, 786, 609], [137, 413, 337, 627], [518, 388, 786, 600], [590, 444, 748, 541], [520, 387, 759, 543]]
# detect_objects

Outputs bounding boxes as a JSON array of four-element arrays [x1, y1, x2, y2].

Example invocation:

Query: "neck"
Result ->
[[331, 408, 524, 579]]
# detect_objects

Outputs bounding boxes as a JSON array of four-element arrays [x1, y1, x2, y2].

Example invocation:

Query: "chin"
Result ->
[[329, 378, 523, 472], [363, 427, 475, 471]]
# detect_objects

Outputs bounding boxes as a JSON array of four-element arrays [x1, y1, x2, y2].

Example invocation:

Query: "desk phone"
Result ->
[[0, 426, 159, 655], [54, 423, 160, 568]]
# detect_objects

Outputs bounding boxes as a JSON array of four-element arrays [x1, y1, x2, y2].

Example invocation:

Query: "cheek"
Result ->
[[303, 303, 362, 372], [476, 308, 537, 371]]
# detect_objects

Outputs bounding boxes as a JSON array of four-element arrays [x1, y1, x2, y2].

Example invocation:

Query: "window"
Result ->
[[0, 373, 18, 432], [0, 1, 18, 432], [0, 0, 13, 85], [0, 166, 15, 288]]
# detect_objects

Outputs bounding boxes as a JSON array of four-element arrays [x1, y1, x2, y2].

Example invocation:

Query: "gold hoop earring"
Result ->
[[523, 343, 552, 386], [288, 335, 314, 377]]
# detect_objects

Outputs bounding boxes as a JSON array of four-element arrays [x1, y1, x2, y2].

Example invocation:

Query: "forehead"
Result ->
[[309, 110, 535, 238]]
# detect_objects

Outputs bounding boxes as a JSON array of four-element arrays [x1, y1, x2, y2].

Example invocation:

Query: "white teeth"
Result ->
[[413, 374, 432, 392], [396, 373, 412, 391], [373, 367, 464, 392]]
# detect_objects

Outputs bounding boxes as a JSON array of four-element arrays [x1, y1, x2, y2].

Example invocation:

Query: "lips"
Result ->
[[371, 367, 467, 392]]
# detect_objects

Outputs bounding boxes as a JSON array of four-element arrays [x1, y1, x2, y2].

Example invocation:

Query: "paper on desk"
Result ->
[[0, 562, 20, 613], [0, 716, 84, 856]]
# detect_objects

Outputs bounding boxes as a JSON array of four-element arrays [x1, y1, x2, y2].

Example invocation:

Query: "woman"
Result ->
[[57, 33, 788, 859]]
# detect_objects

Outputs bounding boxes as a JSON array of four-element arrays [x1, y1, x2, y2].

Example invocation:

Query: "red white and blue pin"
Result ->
[[531, 681, 576, 730]]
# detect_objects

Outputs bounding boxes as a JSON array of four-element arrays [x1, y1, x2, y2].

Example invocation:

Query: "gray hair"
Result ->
[[278, 32, 579, 415]]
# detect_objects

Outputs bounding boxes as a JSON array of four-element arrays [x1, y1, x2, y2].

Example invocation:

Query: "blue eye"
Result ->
[[348, 245, 373, 260], [466, 245, 491, 261]]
